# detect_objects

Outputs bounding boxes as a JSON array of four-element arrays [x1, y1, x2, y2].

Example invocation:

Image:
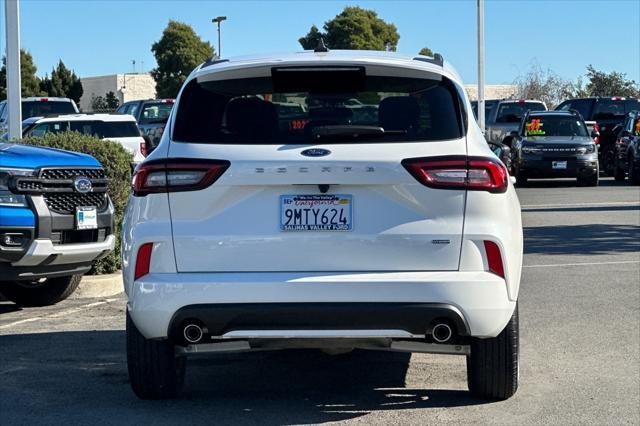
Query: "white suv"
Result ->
[[122, 50, 523, 400]]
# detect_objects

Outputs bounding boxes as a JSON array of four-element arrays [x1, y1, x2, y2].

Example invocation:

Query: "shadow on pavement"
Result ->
[[524, 224, 640, 255], [0, 330, 485, 425]]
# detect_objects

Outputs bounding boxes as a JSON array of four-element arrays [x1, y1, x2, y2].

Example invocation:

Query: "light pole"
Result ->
[[212, 16, 227, 58], [477, 0, 485, 135], [5, 0, 22, 140]]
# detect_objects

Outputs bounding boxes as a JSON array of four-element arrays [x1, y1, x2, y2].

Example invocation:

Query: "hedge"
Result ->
[[20, 132, 132, 274]]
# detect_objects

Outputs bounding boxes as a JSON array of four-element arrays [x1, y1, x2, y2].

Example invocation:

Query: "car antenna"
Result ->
[[314, 38, 329, 53]]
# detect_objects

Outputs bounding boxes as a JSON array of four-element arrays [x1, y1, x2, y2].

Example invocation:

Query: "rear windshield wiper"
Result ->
[[311, 125, 405, 140]]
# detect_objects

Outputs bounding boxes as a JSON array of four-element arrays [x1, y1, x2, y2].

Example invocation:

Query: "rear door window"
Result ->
[[27, 121, 69, 137], [568, 99, 592, 119], [139, 102, 173, 124], [173, 68, 465, 144], [495, 102, 546, 123], [21, 101, 77, 118], [69, 121, 140, 138]]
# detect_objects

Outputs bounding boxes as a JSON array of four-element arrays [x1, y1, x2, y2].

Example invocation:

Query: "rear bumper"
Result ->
[[127, 271, 516, 340]]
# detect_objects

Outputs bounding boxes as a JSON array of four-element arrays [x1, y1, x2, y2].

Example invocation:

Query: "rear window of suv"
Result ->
[[139, 102, 174, 124], [21, 101, 76, 118], [173, 68, 466, 144], [28, 120, 140, 138], [593, 99, 640, 119], [496, 102, 546, 123]]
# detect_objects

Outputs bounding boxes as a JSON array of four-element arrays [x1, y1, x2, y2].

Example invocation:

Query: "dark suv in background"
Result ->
[[611, 111, 640, 183], [555, 97, 640, 174], [510, 110, 599, 186]]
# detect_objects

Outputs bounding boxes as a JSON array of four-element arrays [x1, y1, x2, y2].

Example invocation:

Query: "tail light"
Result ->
[[483, 240, 505, 278], [593, 123, 600, 145], [402, 156, 508, 193], [132, 159, 230, 196], [140, 142, 147, 157], [134, 242, 154, 280]]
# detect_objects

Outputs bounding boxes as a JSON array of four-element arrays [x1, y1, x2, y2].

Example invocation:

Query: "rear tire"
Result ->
[[467, 304, 519, 400], [577, 166, 599, 187], [126, 311, 186, 399], [613, 161, 626, 181], [602, 146, 615, 176], [0, 275, 81, 307]]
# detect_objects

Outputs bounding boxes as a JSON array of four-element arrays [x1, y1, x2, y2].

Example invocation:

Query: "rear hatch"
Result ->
[[165, 64, 468, 272]]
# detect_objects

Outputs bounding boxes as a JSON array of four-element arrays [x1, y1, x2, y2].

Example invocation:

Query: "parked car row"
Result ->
[[472, 96, 640, 185], [0, 95, 176, 306]]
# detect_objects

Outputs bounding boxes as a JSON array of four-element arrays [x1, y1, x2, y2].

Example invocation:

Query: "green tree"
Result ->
[[583, 65, 639, 97], [40, 60, 83, 104], [105, 91, 120, 109], [0, 49, 45, 100], [151, 20, 214, 98], [90, 95, 109, 111], [299, 6, 400, 51], [418, 47, 434, 57]]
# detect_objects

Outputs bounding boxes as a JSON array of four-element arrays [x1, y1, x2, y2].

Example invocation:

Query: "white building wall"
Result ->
[[465, 84, 518, 101], [79, 73, 157, 111]]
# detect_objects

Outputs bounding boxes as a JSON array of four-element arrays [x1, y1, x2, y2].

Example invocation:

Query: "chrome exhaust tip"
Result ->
[[183, 323, 204, 344], [432, 323, 453, 343]]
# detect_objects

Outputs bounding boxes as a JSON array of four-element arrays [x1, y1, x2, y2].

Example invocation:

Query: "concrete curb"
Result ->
[[72, 271, 123, 299]]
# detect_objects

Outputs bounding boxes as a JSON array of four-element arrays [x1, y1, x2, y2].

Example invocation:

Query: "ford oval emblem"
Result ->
[[73, 176, 92, 194], [301, 148, 331, 157]]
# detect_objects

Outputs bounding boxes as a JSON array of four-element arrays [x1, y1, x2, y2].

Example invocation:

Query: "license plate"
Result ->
[[76, 206, 98, 230], [280, 194, 352, 231], [552, 161, 567, 169]]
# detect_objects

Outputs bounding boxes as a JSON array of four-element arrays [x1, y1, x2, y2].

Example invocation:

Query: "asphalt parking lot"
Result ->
[[1, 177, 638, 425]]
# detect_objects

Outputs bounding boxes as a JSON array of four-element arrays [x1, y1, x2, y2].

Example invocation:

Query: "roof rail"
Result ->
[[201, 57, 230, 69], [413, 53, 444, 67]]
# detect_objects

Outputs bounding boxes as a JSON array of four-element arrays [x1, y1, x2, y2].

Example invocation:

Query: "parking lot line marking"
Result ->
[[521, 201, 640, 209], [0, 298, 119, 330], [524, 260, 640, 268]]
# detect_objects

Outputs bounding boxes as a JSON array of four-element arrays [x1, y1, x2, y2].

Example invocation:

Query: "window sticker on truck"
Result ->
[[526, 119, 545, 136]]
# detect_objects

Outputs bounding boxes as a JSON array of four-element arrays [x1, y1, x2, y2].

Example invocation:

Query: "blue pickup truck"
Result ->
[[0, 143, 115, 306]]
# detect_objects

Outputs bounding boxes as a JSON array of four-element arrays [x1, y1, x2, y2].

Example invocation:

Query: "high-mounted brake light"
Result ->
[[484, 240, 505, 278], [517, 99, 525, 103], [163, 99, 175, 104], [132, 159, 230, 196], [134, 242, 153, 280], [39, 98, 49, 102], [402, 156, 509, 193]]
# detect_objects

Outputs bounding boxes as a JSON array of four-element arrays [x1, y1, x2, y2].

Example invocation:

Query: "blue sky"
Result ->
[[2, 0, 639, 85]]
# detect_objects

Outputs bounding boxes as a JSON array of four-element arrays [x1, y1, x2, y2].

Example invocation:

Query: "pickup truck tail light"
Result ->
[[132, 159, 230, 196], [402, 156, 508, 193]]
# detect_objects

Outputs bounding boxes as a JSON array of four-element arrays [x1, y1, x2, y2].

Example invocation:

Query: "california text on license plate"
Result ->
[[280, 194, 352, 231]]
